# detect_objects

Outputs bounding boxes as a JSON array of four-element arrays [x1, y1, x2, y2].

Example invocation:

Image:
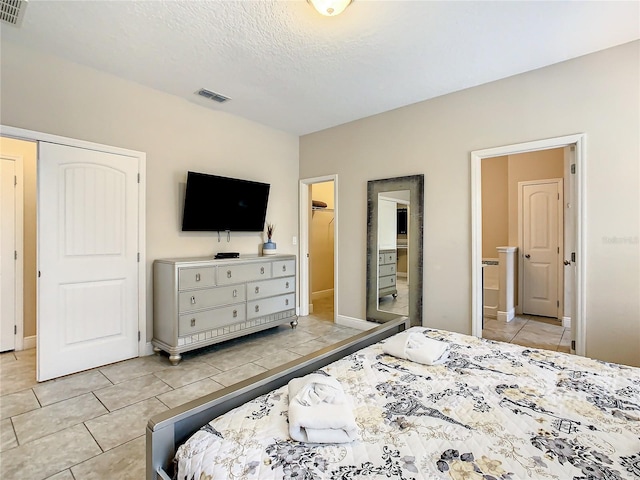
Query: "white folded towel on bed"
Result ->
[[288, 373, 358, 444], [382, 328, 450, 365]]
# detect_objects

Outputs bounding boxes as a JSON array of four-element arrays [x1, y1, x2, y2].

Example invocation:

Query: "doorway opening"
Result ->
[[0, 136, 37, 353], [2, 125, 146, 382], [471, 134, 586, 356], [299, 175, 338, 324]]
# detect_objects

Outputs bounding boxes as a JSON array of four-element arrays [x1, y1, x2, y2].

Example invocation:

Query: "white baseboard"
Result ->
[[311, 289, 334, 301], [335, 315, 378, 331], [562, 316, 571, 329], [483, 307, 497, 318], [22, 335, 36, 350], [498, 309, 515, 323], [143, 341, 155, 356]]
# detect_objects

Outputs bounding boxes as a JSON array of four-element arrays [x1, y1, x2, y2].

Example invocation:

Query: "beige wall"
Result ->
[[1, 42, 300, 342], [310, 182, 335, 296], [0, 137, 37, 338], [481, 156, 508, 258], [300, 41, 640, 367]]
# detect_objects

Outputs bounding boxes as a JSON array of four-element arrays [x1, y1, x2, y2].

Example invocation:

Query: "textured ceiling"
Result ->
[[2, 1, 639, 135]]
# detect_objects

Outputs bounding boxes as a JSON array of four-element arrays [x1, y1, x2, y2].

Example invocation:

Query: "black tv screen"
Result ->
[[181, 171, 270, 232]]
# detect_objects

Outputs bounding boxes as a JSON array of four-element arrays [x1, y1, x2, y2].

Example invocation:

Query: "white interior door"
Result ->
[[38, 142, 140, 381], [521, 180, 561, 318], [1, 158, 16, 351]]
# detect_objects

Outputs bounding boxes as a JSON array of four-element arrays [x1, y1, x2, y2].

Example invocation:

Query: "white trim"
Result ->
[[335, 315, 378, 330], [1, 125, 148, 361], [299, 175, 338, 322], [471, 133, 586, 357], [497, 309, 515, 323], [517, 178, 563, 320], [23, 335, 36, 350], [311, 288, 333, 301], [0, 152, 25, 351], [143, 341, 155, 356], [562, 316, 572, 329]]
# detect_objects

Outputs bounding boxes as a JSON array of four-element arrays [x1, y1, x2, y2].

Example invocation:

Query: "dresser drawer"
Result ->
[[217, 262, 271, 285], [379, 264, 396, 277], [247, 276, 295, 301], [178, 266, 216, 290], [272, 260, 295, 278], [380, 251, 396, 265], [379, 275, 396, 289], [247, 293, 295, 320], [178, 285, 245, 313], [179, 305, 246, 336]]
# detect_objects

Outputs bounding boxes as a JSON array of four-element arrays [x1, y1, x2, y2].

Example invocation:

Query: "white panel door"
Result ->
[[38, 142, 139, 381], [0, 158, 16, 351], [522, 181, 560, 318]]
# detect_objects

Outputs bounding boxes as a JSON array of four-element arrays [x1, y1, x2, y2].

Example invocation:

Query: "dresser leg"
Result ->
[[169, 353, 182, 366], [153, 346, 162, 355], [290, 319, 298, 329]]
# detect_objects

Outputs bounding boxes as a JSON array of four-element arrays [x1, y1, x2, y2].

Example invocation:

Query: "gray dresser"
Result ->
[[153, 254, 297, 365], [378, 249, 397, 298]]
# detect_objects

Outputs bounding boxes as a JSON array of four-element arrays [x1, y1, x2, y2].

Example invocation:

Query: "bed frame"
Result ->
[[146, 316, 410, 480]]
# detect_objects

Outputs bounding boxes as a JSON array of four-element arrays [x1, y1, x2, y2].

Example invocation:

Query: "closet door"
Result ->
[[38, 142, 140, 381]]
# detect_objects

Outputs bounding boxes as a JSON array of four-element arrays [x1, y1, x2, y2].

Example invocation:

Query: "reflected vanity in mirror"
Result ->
[[366, 175, 424, 326]]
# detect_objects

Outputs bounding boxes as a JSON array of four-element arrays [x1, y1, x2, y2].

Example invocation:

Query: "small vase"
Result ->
[[263, 238, 277, 255]]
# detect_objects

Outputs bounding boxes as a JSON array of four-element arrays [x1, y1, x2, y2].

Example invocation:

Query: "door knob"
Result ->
[[525, 254, 531, 259], [564, 260, 571, 266]]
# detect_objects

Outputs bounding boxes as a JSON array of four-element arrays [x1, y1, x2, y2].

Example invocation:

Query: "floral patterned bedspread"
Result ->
[[174, 328, 640, 480]]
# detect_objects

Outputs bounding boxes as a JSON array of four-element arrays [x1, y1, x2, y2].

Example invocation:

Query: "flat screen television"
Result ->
[[181, 171, 270, 232]]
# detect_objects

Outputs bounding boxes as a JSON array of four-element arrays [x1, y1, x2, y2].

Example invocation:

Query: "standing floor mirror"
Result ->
[[366, 174, 424, 326]]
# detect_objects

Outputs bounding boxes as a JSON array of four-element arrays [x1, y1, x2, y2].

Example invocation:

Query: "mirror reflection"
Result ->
[[366, 174, 423, 326], [377, 191, 410, 316]]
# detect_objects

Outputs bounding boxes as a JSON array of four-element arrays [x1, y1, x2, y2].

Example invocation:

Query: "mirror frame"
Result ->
[[366, 174, 424, 326]]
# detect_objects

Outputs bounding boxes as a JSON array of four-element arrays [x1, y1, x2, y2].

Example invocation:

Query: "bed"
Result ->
[[146, 317, 640, 479]]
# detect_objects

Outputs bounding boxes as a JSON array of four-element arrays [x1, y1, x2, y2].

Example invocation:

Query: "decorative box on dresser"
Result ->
[[153, 254, 297, 365], [378, 249, 397, 298]]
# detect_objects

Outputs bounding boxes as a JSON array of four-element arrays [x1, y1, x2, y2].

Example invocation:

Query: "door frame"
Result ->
[[0, 125, 147, 357], [517, 178, 563, 319], [0, 153, 24, 351], [299, 175, 338, 322], [471, 133, 586, 356]]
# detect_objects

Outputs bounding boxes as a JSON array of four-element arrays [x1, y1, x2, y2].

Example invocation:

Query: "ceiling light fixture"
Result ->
[[307, 0, 352, 17]]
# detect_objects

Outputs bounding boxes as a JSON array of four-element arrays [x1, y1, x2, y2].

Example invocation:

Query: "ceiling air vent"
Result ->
[[196, 88, 230, 104], [1, 0, 28, 27]]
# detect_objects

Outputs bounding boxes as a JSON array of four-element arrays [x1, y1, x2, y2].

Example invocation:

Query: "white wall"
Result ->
[[300, 41, 640, 367], [0, 42, 300, 341]]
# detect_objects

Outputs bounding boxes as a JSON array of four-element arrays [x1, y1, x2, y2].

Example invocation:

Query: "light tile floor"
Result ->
[[482, 314, 572, 353], [0, 315, 359, 479]]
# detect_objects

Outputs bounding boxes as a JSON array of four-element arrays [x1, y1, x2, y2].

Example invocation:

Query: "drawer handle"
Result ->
[[233, 310, 238, 318], [190, 318, 196, 327], [227, 270, 232, 278], [255, 305, 260, 313], [233, 289, 238, 298], [255, 286, 260, 294], [285, 281, 289, 289], [190, 296, 196, 304], [195, 273, 201, 282], [260, 267, 265, 274], [285, 299, 289, 306], [282, 265, 287, 272]]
